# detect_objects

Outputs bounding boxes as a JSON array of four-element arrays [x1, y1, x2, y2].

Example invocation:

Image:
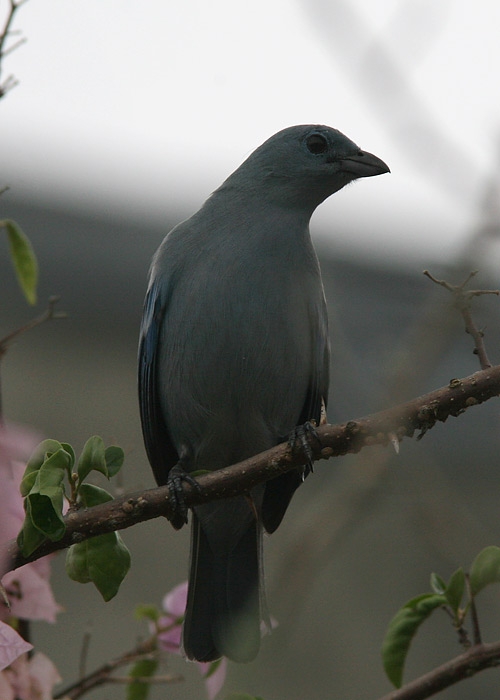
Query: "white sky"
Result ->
[[2, 0, 500, 265]]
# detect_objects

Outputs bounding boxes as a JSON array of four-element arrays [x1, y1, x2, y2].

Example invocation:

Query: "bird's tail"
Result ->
[[183, 508, 262, 663]]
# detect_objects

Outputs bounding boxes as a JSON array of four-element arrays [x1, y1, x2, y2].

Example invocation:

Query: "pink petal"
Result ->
[[0, 426, 62, 624], [2, 563, 63, 624], [27, 652, 62, 700], [198, 658, 227, 700], [162, 581, 188, 617], [157, 627, 182, 654], [1, 425, 40, 579], [0, 622, 33, 671], [0, 670, 15, 700], [4, 654, 30, 699]]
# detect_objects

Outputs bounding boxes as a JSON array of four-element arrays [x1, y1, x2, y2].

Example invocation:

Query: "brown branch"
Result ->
[[0, 0, 28, 98], [0, 297, 66, 423], [0, 296, 66, 357], [377, 641, 500, 700], [423, 270, 499, 370], [53, 633, 183, 700], [2, 363, 500, 573]]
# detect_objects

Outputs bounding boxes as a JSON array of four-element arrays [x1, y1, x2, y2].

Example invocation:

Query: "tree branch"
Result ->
[[2, 363, 500, 573], [0, 296, 66, 356], [53, 633, 183, 700], [378, 641, 500, 700], [0, 0, 28, 98], [423, 269, 499, 370]]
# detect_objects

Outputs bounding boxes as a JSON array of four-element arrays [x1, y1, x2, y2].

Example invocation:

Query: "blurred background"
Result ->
[[2, 1, 500, 698]]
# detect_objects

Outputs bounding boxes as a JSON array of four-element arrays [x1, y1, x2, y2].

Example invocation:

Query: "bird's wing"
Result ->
[[262, 301, 330, 533], [299, 298, 330, 425], [138, 276, 179, 485]]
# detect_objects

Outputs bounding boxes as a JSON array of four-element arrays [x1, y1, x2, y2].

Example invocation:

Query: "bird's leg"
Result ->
[[167, 454, 201, 530], [288, 421, 322, 473]]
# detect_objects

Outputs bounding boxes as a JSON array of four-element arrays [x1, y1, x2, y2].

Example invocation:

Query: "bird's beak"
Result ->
[[339, 150, 390, 178]]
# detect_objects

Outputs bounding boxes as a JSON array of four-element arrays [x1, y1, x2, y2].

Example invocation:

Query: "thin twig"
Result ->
[[78, 631, 91, 681], [2, 35, 26, 57], [423, 270, 499, 369], [0, 297, 66, 422], [465, 573, 482, 646], [53, 634, 182, 700], [0, 296, 67, 357], [440, 605, 470, 649], [0, 0, 29, 98], [99, 675, 184, 684]]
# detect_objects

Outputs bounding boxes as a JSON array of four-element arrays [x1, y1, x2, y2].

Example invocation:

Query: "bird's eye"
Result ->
[[305, 134, 328, 155]]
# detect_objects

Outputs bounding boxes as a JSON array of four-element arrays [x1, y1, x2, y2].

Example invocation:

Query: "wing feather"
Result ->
[[138, 278, 179, 485]]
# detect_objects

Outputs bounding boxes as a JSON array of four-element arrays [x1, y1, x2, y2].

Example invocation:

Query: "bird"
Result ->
[[138, 124, 389, 663]]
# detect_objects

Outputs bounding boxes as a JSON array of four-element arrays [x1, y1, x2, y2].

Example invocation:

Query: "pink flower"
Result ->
[[198, 658, 228, 700], [0, 668, 15, 700], [0, 621, 33, 671], [155, 580, 186, 652], [0, 425, 62, 624], [157, 581, 227, 699], [0, 650, 61, 700], [162, 580, 189, 619], [0, 424, 39, 543], [2, 559, 63, 624]]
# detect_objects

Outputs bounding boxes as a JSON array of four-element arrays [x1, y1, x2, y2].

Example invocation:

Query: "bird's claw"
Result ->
[[288, 421, 321, 470], [167, 464, 201, 529]]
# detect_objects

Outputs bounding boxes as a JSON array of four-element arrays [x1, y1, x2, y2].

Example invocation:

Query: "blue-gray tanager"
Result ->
[[138, 125, 389, 662]]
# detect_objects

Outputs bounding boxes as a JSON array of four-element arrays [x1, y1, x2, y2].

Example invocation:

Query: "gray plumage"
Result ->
[[138, 124, 389, 663]]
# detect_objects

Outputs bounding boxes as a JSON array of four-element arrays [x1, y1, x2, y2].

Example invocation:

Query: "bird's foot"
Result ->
[[167, 464, 201, 529], [288, 421, 321, 471]]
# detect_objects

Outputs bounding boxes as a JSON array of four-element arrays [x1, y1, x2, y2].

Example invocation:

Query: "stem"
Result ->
[[423, 270, 499, 370], [0, 297, 66, 423], [465, 573, 482, 646], [0, 0, 29, 96]]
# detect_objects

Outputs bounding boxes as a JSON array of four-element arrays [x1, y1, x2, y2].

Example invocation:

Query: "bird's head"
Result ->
[[225, 124, 390, 211]]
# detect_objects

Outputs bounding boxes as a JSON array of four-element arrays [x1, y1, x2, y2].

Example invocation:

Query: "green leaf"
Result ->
[[61, 442, 76, 470], [470, 546, 500, 596], [66, 532, 131, 601], [19, 469, 38, 498], [37, 448, 70, 489], [17, 502, 47, 556], [134, 604, 160, 623], [27, 487, 66, 541], [77, 436, 108, 482], [105, 445, 124, 477], [126, 657, 158, 700], [18, 447, 69, 548], [430, 572, 446, 595], [77, 483, 114, 507], [445, 568, 465, 613], [382, 593, 446, 688], [26, 439, 66, 470], [20, 439, 65, 496], [1, 219, 38, 304]]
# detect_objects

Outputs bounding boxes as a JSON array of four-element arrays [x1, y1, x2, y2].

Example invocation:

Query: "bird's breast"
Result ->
[[156, 216, 324, 469]]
